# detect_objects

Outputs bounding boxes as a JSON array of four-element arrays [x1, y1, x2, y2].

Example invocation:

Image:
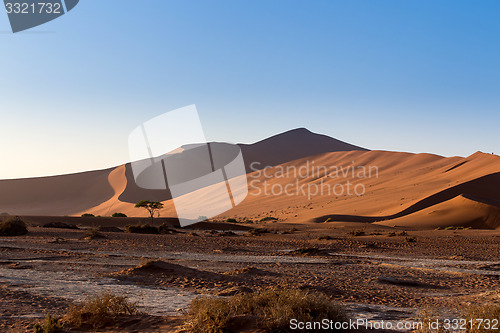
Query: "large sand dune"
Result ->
[[1, 129, 499, 229], [221, 150, 500, 229]]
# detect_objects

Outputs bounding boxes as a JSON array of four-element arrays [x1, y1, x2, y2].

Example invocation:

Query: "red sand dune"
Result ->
[[1, 129, 499, 229]]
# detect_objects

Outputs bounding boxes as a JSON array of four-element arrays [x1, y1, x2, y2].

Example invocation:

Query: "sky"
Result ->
[[1, 0, 499, 179]]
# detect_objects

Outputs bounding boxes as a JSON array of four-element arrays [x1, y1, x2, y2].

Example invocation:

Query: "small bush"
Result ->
[[259, 216, 278, 222], [97, 226, 123, 233], [290, 247, 327, 256], [81, 213, 95, 217], [219, 231, 237, 237], [247, 228, 269, 236], [43, 222, 79, 230], [436, 226, 471, 231], [282, 227, 297, 235], [0, 216, 28, 236], [66, 291, 139, 329], [111, 212, 127, 218], [33, 314, 63, 333], [187, 289, 348, 333], [317, 235, 333, 240], [405, 236, 417, 243], [158, 223, 179, 234], [225, 218, 237, 223], [85, 229, 106, 240], [349, 230, 365, 237], [125, 224, 159, 234], [388, 231, 408, 237]]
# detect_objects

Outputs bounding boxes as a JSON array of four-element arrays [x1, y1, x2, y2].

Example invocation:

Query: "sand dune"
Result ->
[[0, 168, 114, 216], [238, 127, 368, 172], [216, 150, 500, 229], [77, 165, 141, 217], [375, 194, 500, 229], [1, 129, 499, 230]]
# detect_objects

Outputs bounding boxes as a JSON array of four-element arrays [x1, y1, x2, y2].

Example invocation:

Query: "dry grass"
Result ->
[[416, 303, 500, 333], [465, 303, 500, 333], [415, 308, 450, 333], [65, 291, 140, 329], [187, 289, 349, 333], [33, 314, 63, 333]]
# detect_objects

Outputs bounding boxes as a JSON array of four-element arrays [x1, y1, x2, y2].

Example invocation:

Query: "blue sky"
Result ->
[[1, 0, 499, 178]]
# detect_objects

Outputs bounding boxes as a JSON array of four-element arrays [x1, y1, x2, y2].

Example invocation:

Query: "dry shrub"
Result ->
[[247, 227, 269, 236], [125, 224, 159, 234], [465, 304, 500, 333], [187, 289, 349, 333], [84, 229, 106, 240], [415, 308, 450, 333], [416, 303, 500, 333], [349, 230, 365, 237], [33, 314, 63, 333], [66, 291, 140, 329], [0, 216, 28, 236]]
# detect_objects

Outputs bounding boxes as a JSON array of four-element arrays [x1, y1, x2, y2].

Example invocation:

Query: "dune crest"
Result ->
[[77, 165, 137, 217]]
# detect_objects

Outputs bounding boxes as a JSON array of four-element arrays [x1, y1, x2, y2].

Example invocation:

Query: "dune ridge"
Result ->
[[1, 128, 499, 230]]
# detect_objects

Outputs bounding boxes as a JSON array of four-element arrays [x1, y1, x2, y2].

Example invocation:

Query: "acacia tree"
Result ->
[[135, 200, 164, 224]]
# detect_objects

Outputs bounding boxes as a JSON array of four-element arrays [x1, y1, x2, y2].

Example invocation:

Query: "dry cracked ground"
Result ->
[[0, 222, 499, 332]]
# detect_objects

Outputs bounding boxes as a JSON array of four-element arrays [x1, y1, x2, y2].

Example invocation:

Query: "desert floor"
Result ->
[[0, 221, 499, 332]]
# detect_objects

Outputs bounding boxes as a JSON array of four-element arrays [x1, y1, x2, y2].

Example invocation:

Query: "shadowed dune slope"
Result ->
[[375, 194, 500, 229], [312, 172, 500, 225], [0, 128, 367, 216], [0, 168, 115, 216], [116, 128, 367, 204], [239, 127, 368, 173]]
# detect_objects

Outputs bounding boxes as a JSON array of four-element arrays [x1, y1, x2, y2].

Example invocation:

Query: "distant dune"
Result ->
[[238, 127, 368, 172], [0, 129, 499, 229], [0, 168, 114, 216]]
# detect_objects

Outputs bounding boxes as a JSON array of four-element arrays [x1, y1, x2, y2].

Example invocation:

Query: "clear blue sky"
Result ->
[[1, 0, 499, 178]]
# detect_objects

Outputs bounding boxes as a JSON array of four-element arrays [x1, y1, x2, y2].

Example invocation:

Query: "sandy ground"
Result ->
[[0, 222, 499, 332]]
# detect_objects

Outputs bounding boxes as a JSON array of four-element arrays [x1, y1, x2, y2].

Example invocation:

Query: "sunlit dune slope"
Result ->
[[215, 150, 500, 229]]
